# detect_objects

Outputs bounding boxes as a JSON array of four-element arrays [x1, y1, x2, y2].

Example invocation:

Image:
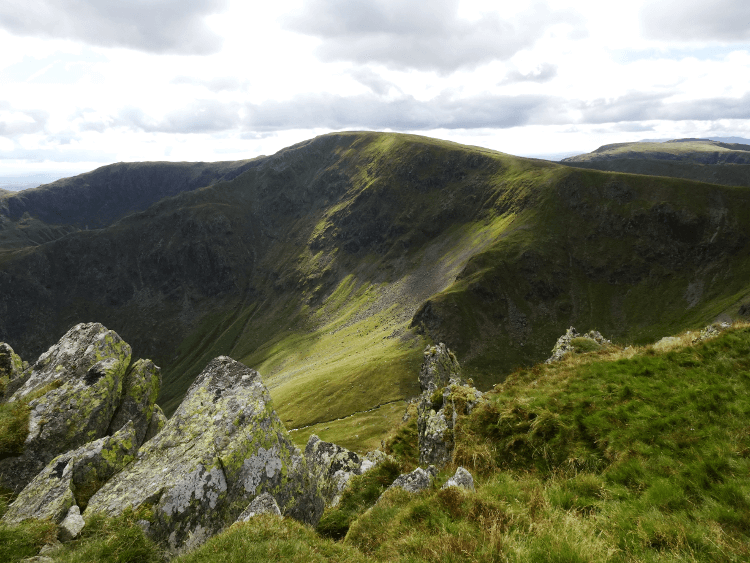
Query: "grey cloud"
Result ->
[[117, 100, 240, 134], [579, 91, 750, 124], [243, 92, 564, 131], [641, 0, 750, 42], [349, 68, 400, 96], [0, 0, 228, 55], [284, 0, 584, 73], [0, 105, 48, 137], [501, 63, 558, 84]]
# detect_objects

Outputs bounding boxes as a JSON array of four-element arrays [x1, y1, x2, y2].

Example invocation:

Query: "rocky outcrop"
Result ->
[[545, 327, 611, 364], [2, 421, 138, 526], [305, 435, 388, 507], [388, 465, 436, 494], [85, 356, 323, 556], [235, 492, 282, 522], [0, 342, 27, 400], [144, 404, 167, 443], [58, 505, 85, 542], [416, 344, 482, 466], [441, 467, 475, 491], [0, 323, 134, 492], [107, 359, 162, 445]]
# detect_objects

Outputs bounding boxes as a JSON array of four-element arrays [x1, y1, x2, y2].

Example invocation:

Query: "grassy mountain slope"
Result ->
[[2, 132, 750, 445], [562, 139, 750, 187], [5, 324, 748, 562], [0, 159, 259, 252]]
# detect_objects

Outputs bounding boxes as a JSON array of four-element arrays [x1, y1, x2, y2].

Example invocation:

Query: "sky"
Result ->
[[1, 0, 750, 177]]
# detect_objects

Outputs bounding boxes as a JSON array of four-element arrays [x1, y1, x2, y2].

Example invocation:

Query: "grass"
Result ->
[[3, 324, 750, 561]]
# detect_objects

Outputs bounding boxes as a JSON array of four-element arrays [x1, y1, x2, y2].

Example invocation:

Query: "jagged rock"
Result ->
[[441, 467, 475, 492], [1, 422, 138, 525], [696, 322, 731, 343], [235, 492, 282, 522], [143, 404, 167, 443], [389, 465, 436, 493], [416, 344, 483, 466], [0, 323, 132, 492], [545, 327, 611, 364], [58, 505, 85, 542], [419, 343, 461, 394], [0, 342, 27, 401], [107, 359, 162, 446], [305, 435, 387, 507], [85, 356, 323, 556]]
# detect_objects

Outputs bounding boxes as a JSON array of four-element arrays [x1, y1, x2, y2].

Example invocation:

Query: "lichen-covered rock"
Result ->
[[419, 343, 461, 394], [2, 422, 137, 525], [107, 359, 162, 446], [58, 505, 85, 542], [0, 323, 132, 492], [0, 342, 26, 401], [85, 356, 323, 556], [545, 327, 611, 364], [441, 467, 474, 491], [235, 492, 282, 522], [389, 465, 436, 493], [416, 344, 483, 466], [304, 436, 387, 507], [143, 404, 167, 443]]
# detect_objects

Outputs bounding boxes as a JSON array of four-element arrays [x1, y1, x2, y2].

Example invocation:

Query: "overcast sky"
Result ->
[[1, 0, 750, 176]]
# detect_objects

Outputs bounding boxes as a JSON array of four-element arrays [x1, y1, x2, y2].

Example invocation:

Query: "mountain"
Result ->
[[2, 131, 750, 440], [561, 138, 750, 186]]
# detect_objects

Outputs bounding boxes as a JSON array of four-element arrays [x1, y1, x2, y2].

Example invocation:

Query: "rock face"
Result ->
[[389, 466, 436, 494], [2, 421, 138, 526], [0, 323, 134, 492], [441, 467, 475, 491], [0, 342, 26, 400], [235, 492, 282, 522], [85, 356, 323, 556], [545, 327, 611, 364], [305, 435, 387, 507], [107, 359, 162, 445], [416, 344, 482, 466]]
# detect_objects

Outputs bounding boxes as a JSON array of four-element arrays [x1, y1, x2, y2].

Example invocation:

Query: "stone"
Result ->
[[389, 465, 436, 494], [0, 323, 132, 492], [235, 492, 282, 522], [305, 435, 362, 507], [58, 505, 85, 542], [418, 343, 461, 395], [1, 421, 138, 525], [545, 327, 611, 364], [107, 359, 162, 446], [143, 404, 167, 443], [441, 467, 475, 492], [0, 342, 27, 401], [415, 344, 483, 466], [85, 356, 323, 556]]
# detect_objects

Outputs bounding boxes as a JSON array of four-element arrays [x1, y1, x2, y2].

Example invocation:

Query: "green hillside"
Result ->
[[5, 324, 749, 562], [2, 132, 750, 449]]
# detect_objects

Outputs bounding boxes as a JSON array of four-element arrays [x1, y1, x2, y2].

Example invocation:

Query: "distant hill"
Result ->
[[561, 138, 750, 186], [2, 132, 750, 440]]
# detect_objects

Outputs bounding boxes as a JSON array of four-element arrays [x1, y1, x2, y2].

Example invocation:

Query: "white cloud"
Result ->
[[0, 0, 229, 55], [641, 0, 750, 42]]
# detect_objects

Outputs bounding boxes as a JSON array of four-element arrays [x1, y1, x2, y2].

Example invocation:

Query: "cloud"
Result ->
[[0, 0, 229, 55], [171, 76, 249, 92], [578, 91, 750, 124], [349, 68, 400, 96], [0, 103, 48, 138], [116, 100, 240, 134], [284, 0, 583, 73], [641, 0, 750, 42], [501, 63, 558, 84], [242, 92, 564, 131]]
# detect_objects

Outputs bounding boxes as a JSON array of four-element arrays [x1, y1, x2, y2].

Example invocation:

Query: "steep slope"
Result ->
[[0, 159, 259, 252], [1, 132, 750, 443], [562, 138, 750, 186]]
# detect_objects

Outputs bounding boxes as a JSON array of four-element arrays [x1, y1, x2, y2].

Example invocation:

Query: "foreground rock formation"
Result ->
[[85, 356, 324, 555], [0, 323, 161, 492], [416, 344, 483, 466]]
